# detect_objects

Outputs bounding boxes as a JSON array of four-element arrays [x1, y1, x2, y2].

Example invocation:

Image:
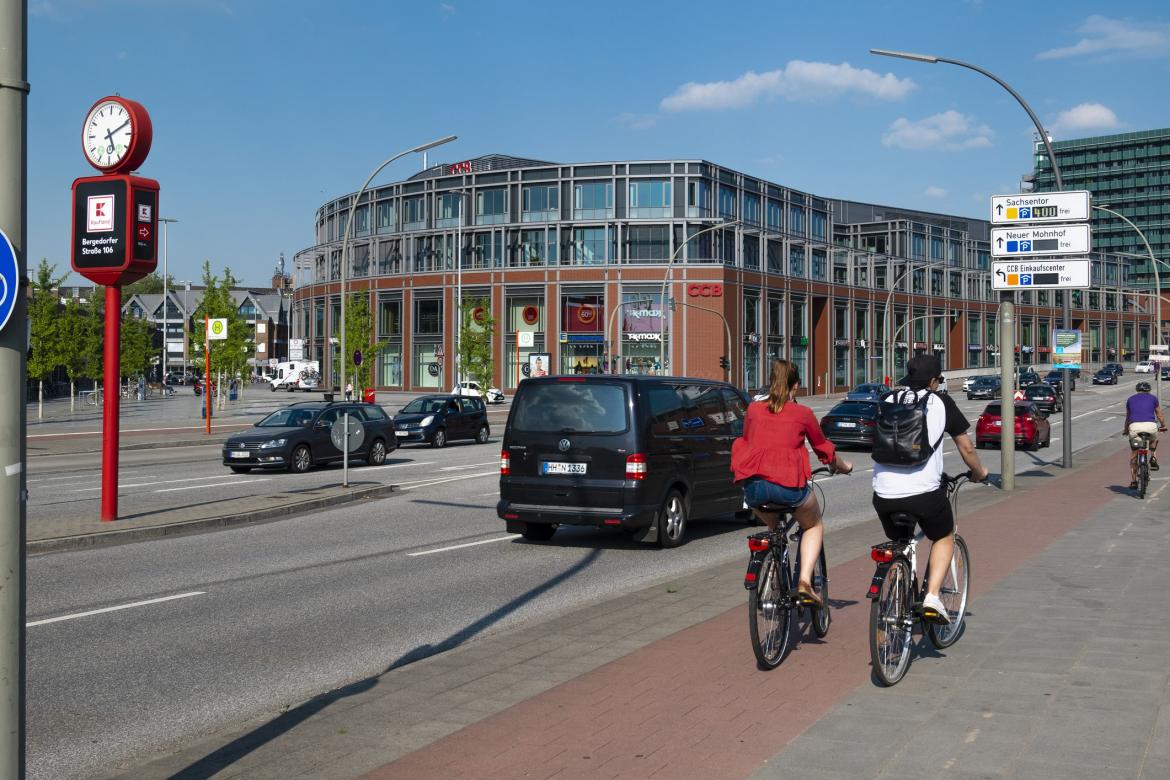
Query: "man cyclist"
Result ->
[[873, 355, 989, 625], [1124, 381, 1165, 489]]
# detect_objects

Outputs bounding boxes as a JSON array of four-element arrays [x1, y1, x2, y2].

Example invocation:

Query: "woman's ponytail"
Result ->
[[767, 359, 800, 414]]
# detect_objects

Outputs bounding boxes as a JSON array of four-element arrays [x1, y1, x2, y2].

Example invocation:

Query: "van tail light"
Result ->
[[871, 547, 895, 563], [500, 450, 510, 475], [747, 537, 770, 553], [625, 453, 647, 480]]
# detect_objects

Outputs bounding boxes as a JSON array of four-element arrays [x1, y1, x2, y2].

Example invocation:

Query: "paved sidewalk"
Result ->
[[111, 437, 1164, 779]]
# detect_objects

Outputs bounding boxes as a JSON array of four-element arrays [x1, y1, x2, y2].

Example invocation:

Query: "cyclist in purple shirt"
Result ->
[[1124, 381, 1166, 488]]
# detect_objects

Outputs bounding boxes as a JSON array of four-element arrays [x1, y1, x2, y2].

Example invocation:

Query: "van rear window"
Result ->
[[511, 383, 629, 434]]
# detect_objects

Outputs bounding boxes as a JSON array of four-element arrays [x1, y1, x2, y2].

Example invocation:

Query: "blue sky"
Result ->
[[27, 0, 1170, 286]]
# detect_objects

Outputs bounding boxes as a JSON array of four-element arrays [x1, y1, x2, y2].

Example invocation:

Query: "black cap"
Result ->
[[900, 354, 943, 387]]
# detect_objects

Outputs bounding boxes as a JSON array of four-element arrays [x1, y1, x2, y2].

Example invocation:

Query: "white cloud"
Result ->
[[882, 110, 994, 151], [1037, 15, 1170, 60], [924, 186, 947, 198], [660, 60, 915, 111], [1051, 102, 1120, 134], [439, 2, 456, 20], [614, 112, 657, 131]]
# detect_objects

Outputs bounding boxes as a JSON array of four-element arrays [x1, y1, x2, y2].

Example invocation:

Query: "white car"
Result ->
[[1136, 361, 1155, 374], [451, 381, 505, 404]]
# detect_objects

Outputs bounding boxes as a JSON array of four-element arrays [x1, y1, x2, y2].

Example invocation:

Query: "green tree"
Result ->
[[333, 290, 385, 391], [58, 296, 103, 412], [28, 260, 68, 419], [121, 272, 176, 302], [459, 296, 495, 392], [119, 316, 155, 384], [192, 262, 254, 407]]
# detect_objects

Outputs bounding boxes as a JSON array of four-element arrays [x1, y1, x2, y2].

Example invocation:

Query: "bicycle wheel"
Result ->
[[748, 550, 793, 670], [870, 557, 913, 686], [1140, 455, 1149, 499], [811, 549, 831, 638], [927, 535, 970, 649]]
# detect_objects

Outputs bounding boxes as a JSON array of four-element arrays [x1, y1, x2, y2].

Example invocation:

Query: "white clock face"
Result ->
[[83, 100, 134, 169]]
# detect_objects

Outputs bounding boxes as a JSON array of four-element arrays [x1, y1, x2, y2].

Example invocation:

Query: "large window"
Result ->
[[473, 232, 503, 268], [742, 194, 760, 226], [766, 199, 782, 232], [687, 180, 712, 217], [628, 180, 672, 219], [790, 245, 805, 277], [562, 294, 604, 332], [518, 229, 555, 266], [521, 185, 558, 222], [789, 204, 804, 234], [810, 210, 827, 240], [626, 225, 669, 262], [475, 189, 507, 225], [414, 298, 442, 335], [572, 227, 610, 265], [403, 196, 426, 231], [354, 205, 370, 237], [376, 202, 397, 234], [573, 181, 613, 219], [377, 297, 401, 338], [718, 186, 737, 219], [435, 193, 463, 228]]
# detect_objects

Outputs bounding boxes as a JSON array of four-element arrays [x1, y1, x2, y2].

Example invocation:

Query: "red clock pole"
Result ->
[[101, 284, 121, 521]]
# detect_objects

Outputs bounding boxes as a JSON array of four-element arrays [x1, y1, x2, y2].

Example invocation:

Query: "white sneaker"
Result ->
[[922, 593, 951, 625]]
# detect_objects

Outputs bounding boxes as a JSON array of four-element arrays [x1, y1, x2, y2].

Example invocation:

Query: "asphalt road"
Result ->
[[26, 382, 1149, 778]]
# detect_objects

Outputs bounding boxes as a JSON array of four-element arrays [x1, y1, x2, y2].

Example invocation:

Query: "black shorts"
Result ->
[[872, 486, 954, 542]]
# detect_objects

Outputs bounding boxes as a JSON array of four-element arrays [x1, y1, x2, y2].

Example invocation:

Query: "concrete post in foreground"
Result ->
[[999, 294, 1016, 491], [0, 0, 28, 773]]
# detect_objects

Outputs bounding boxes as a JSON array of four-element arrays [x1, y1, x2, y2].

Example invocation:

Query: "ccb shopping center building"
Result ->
[[291, 154, 1152, 392]]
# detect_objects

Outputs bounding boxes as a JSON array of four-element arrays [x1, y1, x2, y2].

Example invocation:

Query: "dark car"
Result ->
[[393, 394, 490, 448], [1022, 383, 1062, 414], [1102, 362, 1124, 377], [967, 376, 1001, 400], [1043, 370, 1075, 393], [1162, 364, 1170, 381], [1018, 371, 1043, 387], [222, 401, 397, 473], [845, 383, 890, 402], [975, 401, 1051, 451], [497, 375, 749, 548], [1092, 368, 1118, 385], [820, 401, 879, 448]]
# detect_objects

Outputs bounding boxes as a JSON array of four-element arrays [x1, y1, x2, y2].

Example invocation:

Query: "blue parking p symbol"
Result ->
[[1020, 207, 1031, 219], [1020, 274, 1033, 285]]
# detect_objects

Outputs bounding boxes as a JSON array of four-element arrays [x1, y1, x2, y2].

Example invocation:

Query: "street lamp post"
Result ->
[[871, 48, 1069, 484], [338, 134, 457, 487], [446, 188, 473, 390], [882, 258, 946, 385], [159, 217, 177, 383], [658, 219, 739, 375], [176, 279, 193, 379]]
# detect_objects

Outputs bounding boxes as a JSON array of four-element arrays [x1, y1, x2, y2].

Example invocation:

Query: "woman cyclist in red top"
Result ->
[[732, 360, 852, 607]]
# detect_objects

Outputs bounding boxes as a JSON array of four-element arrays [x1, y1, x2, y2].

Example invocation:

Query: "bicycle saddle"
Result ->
[[753, 502, 801, 514]]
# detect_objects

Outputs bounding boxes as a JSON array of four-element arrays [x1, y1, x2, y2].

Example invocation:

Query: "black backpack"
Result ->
[[871, 389, 945, 466]]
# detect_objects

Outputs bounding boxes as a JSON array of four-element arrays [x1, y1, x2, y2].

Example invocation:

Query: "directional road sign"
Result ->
[[990, 191, 1091, 225], [992, 259, 1090, 290], [991, 224, 1091, 258], [0, 229, 17, 334]]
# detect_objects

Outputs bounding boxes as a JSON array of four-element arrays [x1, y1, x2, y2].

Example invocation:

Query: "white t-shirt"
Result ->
[[872, 389, 966, 499]]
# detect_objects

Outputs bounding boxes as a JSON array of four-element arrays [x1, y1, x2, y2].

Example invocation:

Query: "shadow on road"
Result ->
[[168, 548, 603, 779]]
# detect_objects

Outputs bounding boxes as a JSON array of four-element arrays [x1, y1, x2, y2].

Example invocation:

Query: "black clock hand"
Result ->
[[105, 120, 131, 154]]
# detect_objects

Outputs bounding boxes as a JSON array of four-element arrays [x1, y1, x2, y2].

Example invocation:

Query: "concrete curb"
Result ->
[[28, 483, 400, 555]]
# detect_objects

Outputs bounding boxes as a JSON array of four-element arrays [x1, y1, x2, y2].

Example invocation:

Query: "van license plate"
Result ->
[[542, 462, 586, 475]]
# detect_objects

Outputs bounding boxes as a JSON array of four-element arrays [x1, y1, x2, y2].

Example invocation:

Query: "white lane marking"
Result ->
[[396, 471, 498, 491], [27, 591, 206, 627], [29, 423, 250, 439], [69, 474, 257, 492], [439, 461, 499, 471], [363, 460, 435, 472], [154, 479, 270, 493], [408, 536, 514, 557], [28, 473, 158, 485]]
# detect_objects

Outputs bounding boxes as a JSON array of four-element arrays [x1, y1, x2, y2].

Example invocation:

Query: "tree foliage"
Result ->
[[191, 261, 254, 380], [58, 297, 103, 384], [28, 259, 67, 382], [334, 290, 385, 389], [119, 316, 155, 378], [121, 272, 176, 302], [459, 296, 495, 391]]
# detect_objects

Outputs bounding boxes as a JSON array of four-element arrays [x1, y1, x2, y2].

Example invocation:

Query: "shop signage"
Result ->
[[449, 160, 472, 174], [625, 332, 661, 342], [788, 335, 808, 347], [560, 333, 604, 344], [522, 305, 539, 326], [833, 338, 849, 347], [932, 343, 946, 351], [967, 343, 982, 351], [627, 309, 662, 319], [895, 341, 908, 349], [913, 342, 927, 350], [687, 283, 723, 298], [855, 339, 867, 348]]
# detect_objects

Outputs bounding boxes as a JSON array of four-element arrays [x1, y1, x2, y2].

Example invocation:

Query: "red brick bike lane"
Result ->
[[364, 450, 1127, 780]]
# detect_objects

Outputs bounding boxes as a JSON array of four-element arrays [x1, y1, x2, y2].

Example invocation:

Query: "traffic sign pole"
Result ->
[[205, 315, 211, 435]]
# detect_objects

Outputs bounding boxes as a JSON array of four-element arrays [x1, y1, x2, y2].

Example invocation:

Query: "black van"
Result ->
[[497, 375, 749, 547]]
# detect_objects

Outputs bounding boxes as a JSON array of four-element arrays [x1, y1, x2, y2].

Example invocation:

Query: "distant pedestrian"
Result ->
[[345, 382, 353, 401]]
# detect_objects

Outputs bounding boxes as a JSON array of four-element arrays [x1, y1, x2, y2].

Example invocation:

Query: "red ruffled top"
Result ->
[[731, 400, 836, 488]]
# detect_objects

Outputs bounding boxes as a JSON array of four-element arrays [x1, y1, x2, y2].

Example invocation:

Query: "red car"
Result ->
[[193, 378, 218, 396], [975, 401, 1051, 450]]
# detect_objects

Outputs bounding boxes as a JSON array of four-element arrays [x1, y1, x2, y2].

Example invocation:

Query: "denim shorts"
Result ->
[[743, 477, 811, 509]]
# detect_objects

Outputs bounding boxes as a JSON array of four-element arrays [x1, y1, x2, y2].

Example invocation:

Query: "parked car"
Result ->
[[967, 376, 1001, 400], [393, 394, 490, 448], [845, 383, 890, 402], [962, 376, 983, 392], [1102, 362, 1124, 377], [451, 380, 505, 404], [497, 375, 749, 547], [1161, 364, 1170, 381], [820, 401, 879, 448], [1136, 361, 1155, 374], [1092, 368, 1119, 385], [1043, 370, 1075, 393], [975, 401, 1052, 451], [751, 386, 770, 402], [222, 401, 396, 473], [1022, 383, 1062, 415], [1018, 371, 1043, 387]]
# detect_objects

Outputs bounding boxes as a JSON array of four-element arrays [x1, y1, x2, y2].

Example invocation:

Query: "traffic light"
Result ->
[[719, 356, 730, 370]]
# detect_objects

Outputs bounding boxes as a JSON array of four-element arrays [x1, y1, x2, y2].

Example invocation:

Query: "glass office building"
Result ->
[[293, 154, 1148, 392]]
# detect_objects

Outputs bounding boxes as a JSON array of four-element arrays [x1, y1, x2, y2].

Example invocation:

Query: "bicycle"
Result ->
[[744, 467, 833, 670], [82, 389, 102, 406], [867, 471, 976, 687], [1131, 431, 1155, 499]]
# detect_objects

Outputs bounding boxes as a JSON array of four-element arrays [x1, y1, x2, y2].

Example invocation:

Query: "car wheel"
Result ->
[[657, 488, 688, 549], [229, 466, 252, 474], [431, 428, 447, 448], [289, 444, 312, 473], [270, 385, 275, 392], [967, 394, 974, 401], [367, 438, 387, 466], [476, 425, 490, 444]]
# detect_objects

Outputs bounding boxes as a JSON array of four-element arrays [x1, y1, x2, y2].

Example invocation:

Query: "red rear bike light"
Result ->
[[870, 547, 894, 563], [500, 450, 510, 475], [869, 584, 880, 595], [747, 537, 770, 553], [625, 453, 647, 480], [744, 572, 757, 584]]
